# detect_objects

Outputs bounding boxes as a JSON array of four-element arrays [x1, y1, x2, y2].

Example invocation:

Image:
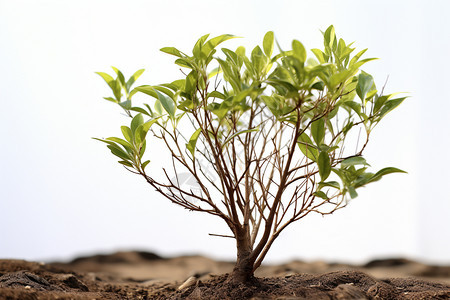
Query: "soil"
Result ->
[[0, 251, 449, 299]]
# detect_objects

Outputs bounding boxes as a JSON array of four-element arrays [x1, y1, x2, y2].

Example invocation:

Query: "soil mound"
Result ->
[[69, 251, 163, 264], [0, 253, 449, 299], [169, 272, 450, 300]]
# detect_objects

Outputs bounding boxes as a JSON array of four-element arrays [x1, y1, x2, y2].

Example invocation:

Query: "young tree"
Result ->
[[95, 26, 406, 284]]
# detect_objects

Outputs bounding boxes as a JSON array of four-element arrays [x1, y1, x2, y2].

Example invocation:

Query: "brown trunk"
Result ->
[[227, 229, 255, 284]]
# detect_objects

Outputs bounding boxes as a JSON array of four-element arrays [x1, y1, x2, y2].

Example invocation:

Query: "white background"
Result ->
[[0, 0, 449, 265]]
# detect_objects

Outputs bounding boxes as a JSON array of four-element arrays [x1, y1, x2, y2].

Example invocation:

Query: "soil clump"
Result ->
[[0, 252, 448, 299]]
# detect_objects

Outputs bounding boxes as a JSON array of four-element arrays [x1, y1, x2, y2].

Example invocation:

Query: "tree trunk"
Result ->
[[227, 230, 255, 284]]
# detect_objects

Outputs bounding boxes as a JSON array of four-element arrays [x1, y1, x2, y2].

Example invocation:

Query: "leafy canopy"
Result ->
[[95, 26, 406, 274]]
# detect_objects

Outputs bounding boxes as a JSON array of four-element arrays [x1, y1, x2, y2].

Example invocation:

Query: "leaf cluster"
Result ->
[[94, 27, 406, 264]]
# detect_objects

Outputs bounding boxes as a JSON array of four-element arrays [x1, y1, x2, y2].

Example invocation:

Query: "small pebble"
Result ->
[[177, 276, 197, 290]]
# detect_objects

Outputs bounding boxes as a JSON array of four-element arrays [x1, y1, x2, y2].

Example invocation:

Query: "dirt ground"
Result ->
[[0, 251, 449, 299]]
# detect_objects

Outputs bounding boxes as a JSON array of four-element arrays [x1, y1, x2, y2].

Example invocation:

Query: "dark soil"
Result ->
[[0, 258, 449, 300]]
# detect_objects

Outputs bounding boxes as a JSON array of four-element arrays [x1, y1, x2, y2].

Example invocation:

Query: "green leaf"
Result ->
[[314, 191, 328, 199], [348, 186, 358, 199], [141, 160, 150, 170], [343, 101, 362, 115], [175, 58, 193, 69], [142, 117, 160, 132], [118, 160, 134, 168], [107, 145, 131, 161], [139, 140, 146, 158], [154, 90, 176, 118], [222, 127, 259, 148], [292, 40, 306, 63], [311, 119, 325, 145], [208, 91, 226, 100], [129, 107, 150, 116], [126, 69, 145, 91], [106, 137, 133, 151], [354, 172, 375, 188], [129, 88, 139, 99], [378, 97, 407, 119], [341, 156, 369, 167], [251, 45, 266, 75], [329, 70, 350, 89], [202, 34, 236, 58], [351, 58, 378, 71], [163, 79, 185, 91], [319, 144, 338, 153], [318, 151, 331, 181], [103, 97, 118, 103], [92, 137, 114, 145], [184, 70, 198, 95], [311, 81, 325, 91], [154, 99, 163, 115], [119, 100, 131, 110], [135, 85, 158, 98], [153, 85, 175, 99], [323, 25, 336, 49], [263, 31, 274, 57], [208, 67, 221, 79], [160, 47, 183, 57], [319, 181, 340, 189], [222, 48, 239, 64], [131, 113, 144, 135], [111, 67, 125, 88], [297, 133, 319, 161], [311, 49, 327, 63], [207, 102, 229, 120], [96, 72, 115, 90], [349, 48, 368, 66], [134, 124, 146, 146], [356, 72, 374, 101], [368, 167, 407, 183], [186, 128, 202, 157], [121, 126, 133, 143], [112, 78, 122, 100], [373, 94, 388, 113]]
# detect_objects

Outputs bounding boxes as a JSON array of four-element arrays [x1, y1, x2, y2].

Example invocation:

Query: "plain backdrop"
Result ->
[[0, 0, 449, 265]]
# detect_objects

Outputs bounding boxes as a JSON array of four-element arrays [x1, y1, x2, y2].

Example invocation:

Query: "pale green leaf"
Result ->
[[356, 72, 374, 101], [323, 25, 336, 49], [126, 69, 145, 91], [222, 127, 259, 148], [314, 191, 328, 199], [341, 156, 369, 167], [106, 137, 133, 151], [135, 85, 158, 98], [263, 31, 274, 57], [121, 126, 133, 143], [292, 40, 306, 63], [118, 160, 134, 168], [202, 34, 236, 57], [318, 151, 331, 181], [297, 133, 319, 161], [319, 181, 340, 189], [186, 128, 202, 157], [107, 145, 131, 161], [142, 160, 150, 170], [311, 119, 325, 145], [348, 186, 358, 199], [378, 97, 408, 119], [368, 167, 407, 183], [111, 67, 125, 87], [131, 113, 144, 135], [154, 90, 176, 118], [96, 72, 115, 89], [160, 47, 183, 57]]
